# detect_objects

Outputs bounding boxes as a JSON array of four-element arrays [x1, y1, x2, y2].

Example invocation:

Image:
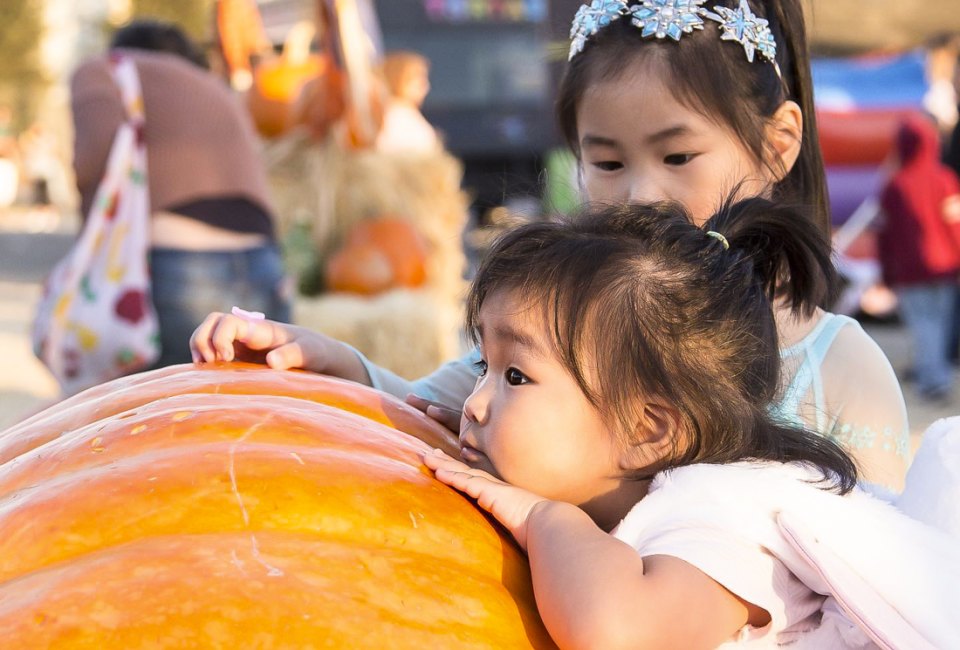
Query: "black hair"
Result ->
[[466, 197, 856, 493], [556, 0, 830, 236], [110, 19, 208, 69]]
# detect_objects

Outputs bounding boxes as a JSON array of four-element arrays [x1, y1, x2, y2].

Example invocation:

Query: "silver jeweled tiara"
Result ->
[[569, 0, 780, 77]]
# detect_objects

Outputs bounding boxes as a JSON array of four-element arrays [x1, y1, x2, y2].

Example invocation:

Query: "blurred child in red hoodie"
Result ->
[[878, 113, 960, 401]]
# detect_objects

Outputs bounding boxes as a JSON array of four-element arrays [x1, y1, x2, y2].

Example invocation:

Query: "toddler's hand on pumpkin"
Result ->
[[189, 312, 372, 385], [405, 395, 461, 434], [423, 449, 546, 551], [191, 311, 303, 366]]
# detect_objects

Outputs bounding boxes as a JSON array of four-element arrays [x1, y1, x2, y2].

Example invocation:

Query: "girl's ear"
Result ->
[[619, 399, 681, 471], [765, 100, 804, 180]]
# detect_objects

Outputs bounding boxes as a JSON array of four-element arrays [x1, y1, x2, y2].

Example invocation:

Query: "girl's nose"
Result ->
[[627, 177, 664, 204], [462, 378, 490, 425]]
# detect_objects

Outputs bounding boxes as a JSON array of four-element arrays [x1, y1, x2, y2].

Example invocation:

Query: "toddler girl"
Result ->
[[423, 198, 959, 649]]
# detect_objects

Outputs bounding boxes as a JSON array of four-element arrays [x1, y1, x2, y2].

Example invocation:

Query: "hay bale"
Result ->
[[264, 133, 470, 378], [293, 289, 466, 381]]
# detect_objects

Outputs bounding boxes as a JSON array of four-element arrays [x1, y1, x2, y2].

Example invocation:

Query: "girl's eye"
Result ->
[[473, 359, 488, 377], [592, 160, 623, 172], [663, 153, 696, 166], [505, 367, 529, 386]]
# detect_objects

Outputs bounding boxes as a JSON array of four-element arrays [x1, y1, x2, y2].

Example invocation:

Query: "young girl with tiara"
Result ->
[[423, 199, 959, 649], [191, 0, 909, 493]]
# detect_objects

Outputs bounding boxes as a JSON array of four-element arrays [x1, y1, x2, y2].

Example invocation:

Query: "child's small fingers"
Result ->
[[192, 312, 234, 362], [238, 319, 291, 351], [421, 448, 455, 468], [434, 468, 495, 498], [265, 342, 305, 371], [405, 394, 430, 411], [424, 405, 461, 432], [210, 315, 253, 362]]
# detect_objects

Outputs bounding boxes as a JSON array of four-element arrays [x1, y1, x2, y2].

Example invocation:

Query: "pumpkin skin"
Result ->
[[326, 217, 430, 295], [247, 53, 328, 138], [0, 363, 557, 649]]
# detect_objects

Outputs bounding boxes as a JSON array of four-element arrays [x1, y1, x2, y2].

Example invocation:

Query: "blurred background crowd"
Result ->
[[2, 0, 960, 432]]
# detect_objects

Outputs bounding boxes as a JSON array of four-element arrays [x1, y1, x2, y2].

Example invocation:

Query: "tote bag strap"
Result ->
[[59, 56, 146, 284], [110, 55, 145, 125]]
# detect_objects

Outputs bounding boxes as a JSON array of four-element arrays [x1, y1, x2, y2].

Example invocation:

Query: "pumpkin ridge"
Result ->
[[0, 530, 529, 605], [0, 532, 557, 649], [0, 364, 456, 458], [0, 393, 441, 496], [0, 443, 509, 584]]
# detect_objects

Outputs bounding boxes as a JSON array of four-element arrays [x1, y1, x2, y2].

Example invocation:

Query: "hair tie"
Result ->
[[705, 230, 729, 250]]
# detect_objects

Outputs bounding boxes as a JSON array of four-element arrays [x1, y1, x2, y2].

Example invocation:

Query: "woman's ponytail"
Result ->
[[706, 196, 838, 317]]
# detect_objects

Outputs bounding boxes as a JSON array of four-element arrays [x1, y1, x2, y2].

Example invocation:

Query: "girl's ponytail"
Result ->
[[765, 0, 831, 235], [707, 196, 838, 318]]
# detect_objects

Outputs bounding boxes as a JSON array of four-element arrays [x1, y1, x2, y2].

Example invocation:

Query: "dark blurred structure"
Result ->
[[373, 0, 558, 222]]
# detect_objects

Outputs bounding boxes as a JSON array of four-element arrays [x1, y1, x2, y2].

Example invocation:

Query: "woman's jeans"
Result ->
[[149, 245, 291, 367]]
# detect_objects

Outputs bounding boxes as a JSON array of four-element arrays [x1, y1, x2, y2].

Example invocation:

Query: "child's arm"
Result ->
[[191, 311, 482, 426], [190, 311, 372, 384], [423, 450, 753, 649]]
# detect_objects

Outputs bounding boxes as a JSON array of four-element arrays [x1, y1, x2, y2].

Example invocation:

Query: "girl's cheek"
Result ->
[[581, 173, 617, 203]]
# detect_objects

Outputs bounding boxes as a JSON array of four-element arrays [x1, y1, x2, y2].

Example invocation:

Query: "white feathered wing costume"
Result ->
[[613, 420, 960, 649]]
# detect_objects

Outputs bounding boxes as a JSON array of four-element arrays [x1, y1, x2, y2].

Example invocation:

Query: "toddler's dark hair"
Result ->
[[556, 0, 830, 236], [466, 198, 856, 492]]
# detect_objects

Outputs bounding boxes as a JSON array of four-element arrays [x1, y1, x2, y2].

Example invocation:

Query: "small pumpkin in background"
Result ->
[[0, 363, 557, 648], [326, 216, 429, 295], [292, 63, 348, 141], [293, 59, 385, 148], [247, 21, 331, 138]]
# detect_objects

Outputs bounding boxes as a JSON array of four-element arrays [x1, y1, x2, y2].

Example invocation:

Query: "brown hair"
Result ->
[[111, 19, 208, 69], [556, 0, 830, 234], [467, 198, 855, 492]]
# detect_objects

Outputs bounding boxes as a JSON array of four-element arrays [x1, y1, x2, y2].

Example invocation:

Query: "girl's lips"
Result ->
[[458, 444, 485, 465]]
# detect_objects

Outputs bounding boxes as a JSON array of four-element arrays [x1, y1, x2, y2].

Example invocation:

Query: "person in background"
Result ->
[[375, 50, 440, 154], [878, 113, 960, 402], [71, 19, 291, 368]]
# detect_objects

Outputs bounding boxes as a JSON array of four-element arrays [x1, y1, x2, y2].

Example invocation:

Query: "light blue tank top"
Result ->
[[771, 312, 857, 434]]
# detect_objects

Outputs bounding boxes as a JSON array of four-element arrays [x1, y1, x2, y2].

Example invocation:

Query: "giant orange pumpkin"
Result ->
[[0, 362, 557, 648]]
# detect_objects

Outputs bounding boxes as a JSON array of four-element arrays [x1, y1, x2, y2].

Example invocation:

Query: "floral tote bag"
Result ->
[[32, 55, 159, 395]]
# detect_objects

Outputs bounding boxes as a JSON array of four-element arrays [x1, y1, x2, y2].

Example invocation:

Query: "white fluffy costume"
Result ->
[[613, 438, 960, 648]]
